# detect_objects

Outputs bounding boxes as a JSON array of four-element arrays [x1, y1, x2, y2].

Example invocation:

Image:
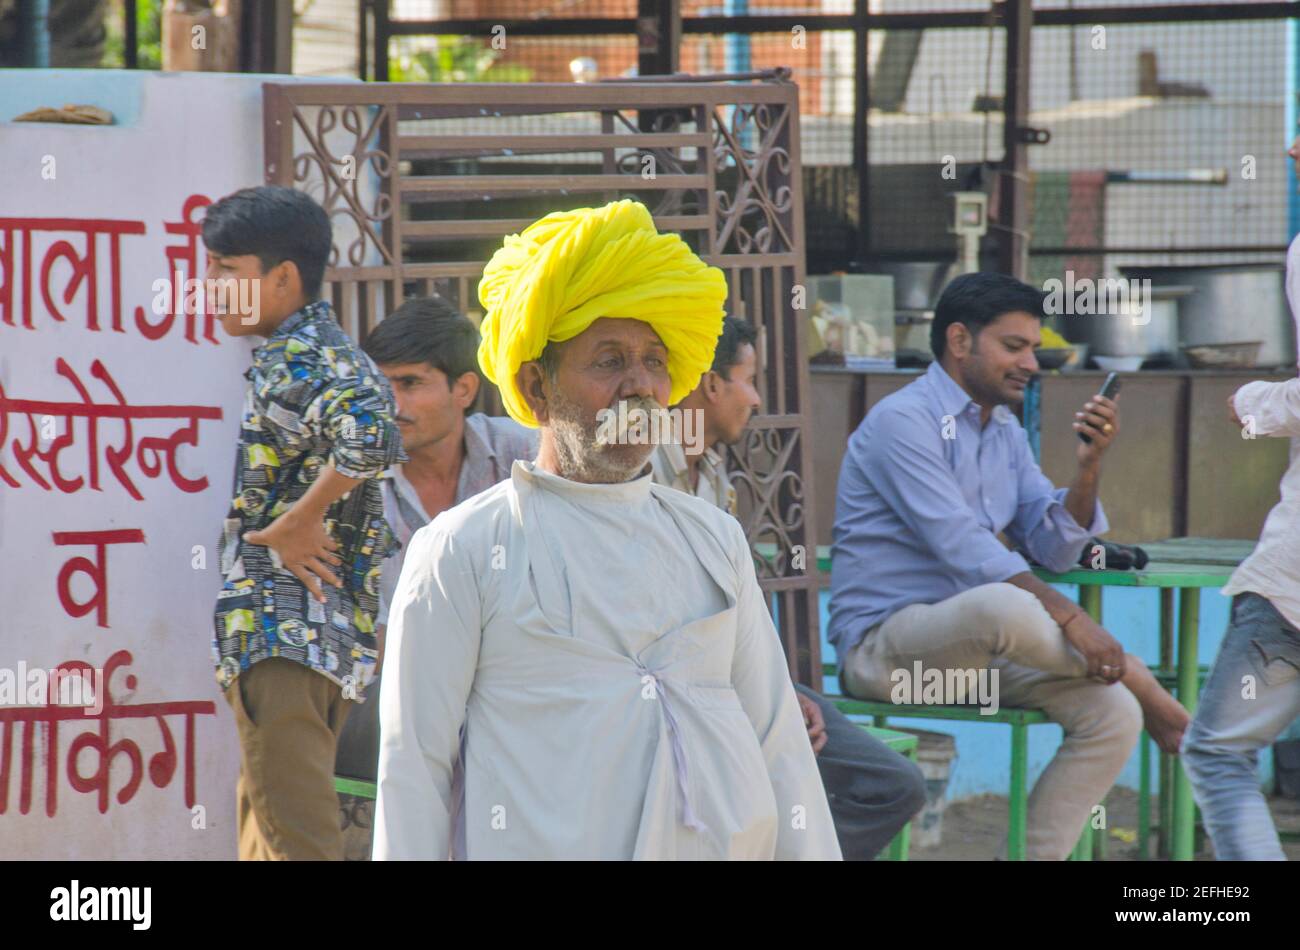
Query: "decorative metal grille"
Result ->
[[263, 77, 821, 685]]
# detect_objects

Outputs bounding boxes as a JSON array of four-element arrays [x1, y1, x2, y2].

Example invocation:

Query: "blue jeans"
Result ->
[[1181, 592, 1300, 860]]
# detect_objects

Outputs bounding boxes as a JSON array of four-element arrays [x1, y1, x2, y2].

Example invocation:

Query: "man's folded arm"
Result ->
[[1234, 378, 1300, 438], [727, 520, 842, 859], [252, 367, 404, 479], [859, 408, 1030, 585], [373, 522, 481, 860], [315, 376, 407, 479]]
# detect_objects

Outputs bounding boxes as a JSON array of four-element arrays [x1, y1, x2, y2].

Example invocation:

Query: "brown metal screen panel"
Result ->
[[263, 78, 820, 686]]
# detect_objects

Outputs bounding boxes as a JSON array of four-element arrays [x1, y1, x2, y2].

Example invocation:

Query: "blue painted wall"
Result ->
[[0, 68, 146, 124]]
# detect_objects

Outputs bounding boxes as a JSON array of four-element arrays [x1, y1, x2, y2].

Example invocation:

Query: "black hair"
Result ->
[[711, 316, 758, 378], [201, 186, 332, 301], [931, 271, 1048, 360], [537, 339, 565, 382], [364, 296, 483, 393]]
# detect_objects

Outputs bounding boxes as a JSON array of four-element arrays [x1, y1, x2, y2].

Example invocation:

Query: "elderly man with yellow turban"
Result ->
[[372, 199, 841, 860]]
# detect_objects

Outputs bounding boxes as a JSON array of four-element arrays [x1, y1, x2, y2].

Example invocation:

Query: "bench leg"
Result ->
[[1071, 819, 1093, 860], [1159, 747, 1175, 858], [1009, 722, 1028, 861], [1157, 588, 1174, 859], [886, 821, 912, 861], [1137, 730, 1151, 859]]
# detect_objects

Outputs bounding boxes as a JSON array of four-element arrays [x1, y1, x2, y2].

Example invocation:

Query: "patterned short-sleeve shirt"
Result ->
[[212, 300, 405, 699]]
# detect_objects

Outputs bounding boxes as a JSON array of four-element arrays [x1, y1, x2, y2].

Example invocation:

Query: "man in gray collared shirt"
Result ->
[[360, 297, 539, 637], [333, 297, 537, 856], [829, 272, 1188, 859]]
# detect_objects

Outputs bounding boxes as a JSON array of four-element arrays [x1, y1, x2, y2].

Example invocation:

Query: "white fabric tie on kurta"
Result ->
[[636, 663, 708, 835]]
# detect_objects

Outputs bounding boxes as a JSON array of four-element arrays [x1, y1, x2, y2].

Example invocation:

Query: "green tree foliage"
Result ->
[[390, 36, 532, 84], [102, 0, 162, 69]]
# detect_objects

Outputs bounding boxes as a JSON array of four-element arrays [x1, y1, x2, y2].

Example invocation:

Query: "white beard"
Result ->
[[548, 392, 660, 483]]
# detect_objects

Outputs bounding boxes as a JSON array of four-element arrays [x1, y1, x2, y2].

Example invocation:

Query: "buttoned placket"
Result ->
[[960, 403, 995, 520]]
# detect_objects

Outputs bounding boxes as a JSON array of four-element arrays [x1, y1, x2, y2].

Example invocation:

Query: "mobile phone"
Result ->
[[1078, 372, 1122, 444]]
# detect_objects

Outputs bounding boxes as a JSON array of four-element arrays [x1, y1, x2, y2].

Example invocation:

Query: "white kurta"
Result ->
[[1222, 233, 1300, 630], [373, 460, 840, 860]]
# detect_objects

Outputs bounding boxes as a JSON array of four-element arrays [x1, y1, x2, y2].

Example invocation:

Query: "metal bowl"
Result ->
[[1035, 346, 1085, 371], [1182, 341, 1263, 369], [1093, 355, 1144, 372]]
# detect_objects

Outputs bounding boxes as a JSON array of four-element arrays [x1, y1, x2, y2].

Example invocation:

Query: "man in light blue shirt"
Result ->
[[828, 272, 1188, 859]]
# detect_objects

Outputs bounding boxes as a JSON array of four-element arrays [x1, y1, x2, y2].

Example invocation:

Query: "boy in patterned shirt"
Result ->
[[205, 187, 404, 860]]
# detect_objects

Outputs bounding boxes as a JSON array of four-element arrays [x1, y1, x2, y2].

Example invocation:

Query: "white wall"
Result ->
[[0, 69, 366, 859]]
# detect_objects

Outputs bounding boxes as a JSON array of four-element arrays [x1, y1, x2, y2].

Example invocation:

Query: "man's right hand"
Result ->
[[243, 506, 342, 604], [1227, 391, 1243, 427], [1061, 613, 1126, 684], [797, 691, 828, 755]]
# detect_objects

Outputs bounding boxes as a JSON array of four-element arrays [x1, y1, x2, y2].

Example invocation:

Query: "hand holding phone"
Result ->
[[1077, 372, 1122, 445]]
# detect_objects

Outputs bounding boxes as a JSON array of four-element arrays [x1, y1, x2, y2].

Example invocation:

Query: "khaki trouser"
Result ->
[[225, 657, 352, 861], [841, 582, 1142, 860]]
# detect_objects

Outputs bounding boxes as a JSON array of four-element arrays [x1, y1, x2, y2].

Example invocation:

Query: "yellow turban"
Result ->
[[476, 199, 729, 427]]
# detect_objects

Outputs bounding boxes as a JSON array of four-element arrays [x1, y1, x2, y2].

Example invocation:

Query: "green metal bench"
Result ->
[[789, 544, 1090, 857], [821, 661, 1085, 860], [826, 663, 1229, 861], [861, 724, 918, 860], [335, 776, 376, 799], [805, 546, 1137, 860]]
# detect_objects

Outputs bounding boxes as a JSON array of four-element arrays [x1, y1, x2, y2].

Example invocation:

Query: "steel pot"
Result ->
[[868, 261, 959, 310], [1055, 286, 1187, 361], [1122, 265, 1295, 369]]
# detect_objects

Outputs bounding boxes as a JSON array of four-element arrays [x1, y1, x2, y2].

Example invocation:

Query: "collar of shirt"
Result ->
[[515, 458, 654, 504], [655, 440, 726, 489], [460, 412, 499, 492], [926, 361, 1014, 427], [655, 440, 689, 489], [250, 300, 332, 366], [386, 465, 431, 538], [380, 413, 534, 541], [381, 412, 498, 511]]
